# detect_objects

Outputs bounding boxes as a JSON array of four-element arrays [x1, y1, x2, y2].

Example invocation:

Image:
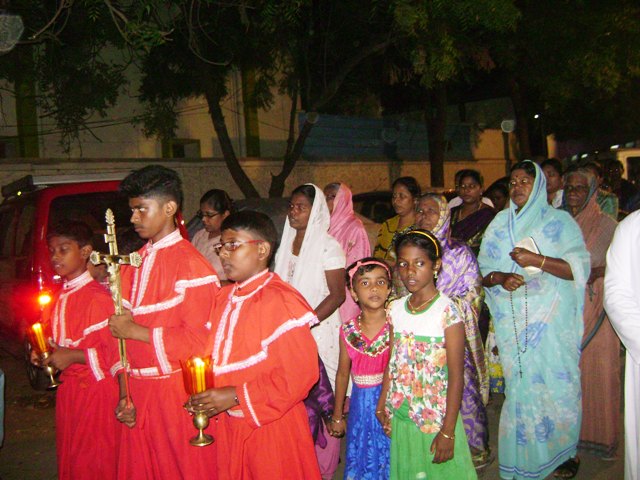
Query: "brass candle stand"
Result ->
[[181, 356, 215, 447]]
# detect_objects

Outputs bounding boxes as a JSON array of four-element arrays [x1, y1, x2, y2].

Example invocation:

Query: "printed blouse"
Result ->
[[387, 292, 463, 433], [340, 317, 390, 388]]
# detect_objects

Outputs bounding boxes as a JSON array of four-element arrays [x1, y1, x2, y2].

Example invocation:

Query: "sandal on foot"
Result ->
[[554, 457, 580, 479]]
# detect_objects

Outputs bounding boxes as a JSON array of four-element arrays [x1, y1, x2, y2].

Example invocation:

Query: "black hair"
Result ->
[[345, 256, 391, 287], [324, 182, 341, 193], [47, 220, 94, 247], [116, 228, 146, 254], [200, 189, 234, 214], [485, 181, 509, 198], [455, 169, 484, 187], [392, 176, 421, 198], [291, 184, 316, 204], [395, 229, 442, 261], [510, 161, 537, 178], [541, 158, 563, 176], [119, 165, 184, 209], [605, 159, 625, 172], [220, 211, 278, 262]]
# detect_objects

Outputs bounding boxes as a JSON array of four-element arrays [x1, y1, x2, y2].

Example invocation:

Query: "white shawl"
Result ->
[[274, 184, 345, 309]]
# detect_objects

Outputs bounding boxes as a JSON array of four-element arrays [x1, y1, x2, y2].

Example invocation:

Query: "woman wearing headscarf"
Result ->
[[416, 193, 491, 468], [563, 168, 621, 460], [478, 160, 589, 480], [274, 183, 346, 480], [324, 182, 372, 323]]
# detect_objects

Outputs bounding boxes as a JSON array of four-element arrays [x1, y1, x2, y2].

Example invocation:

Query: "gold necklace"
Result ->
[[407, 291, 439, 314]]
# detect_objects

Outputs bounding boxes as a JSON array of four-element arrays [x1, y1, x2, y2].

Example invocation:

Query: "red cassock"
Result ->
[[211, 269, 322, 480], [117, 229, 219, 480], [46, 270, 120, 480]]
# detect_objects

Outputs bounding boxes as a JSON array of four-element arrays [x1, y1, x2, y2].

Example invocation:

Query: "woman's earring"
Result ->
[[434, 270, 438, 280]]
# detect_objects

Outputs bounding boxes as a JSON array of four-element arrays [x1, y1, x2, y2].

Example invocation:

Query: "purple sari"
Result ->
[[426, 194, 490, 454], [451, 205, 496, 256], [304, 356, 334, 447]]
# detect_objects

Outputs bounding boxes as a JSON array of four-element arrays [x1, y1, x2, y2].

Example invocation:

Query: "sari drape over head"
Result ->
[[478, 161, 590, 480], [329, 183, 371, 322], [426, 194, 490, 453], [564, 171, 620, 458], [274, 184, 346, 386]]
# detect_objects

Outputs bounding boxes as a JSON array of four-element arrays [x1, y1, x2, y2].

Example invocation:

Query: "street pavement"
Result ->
[[0, 335, 625, 479]]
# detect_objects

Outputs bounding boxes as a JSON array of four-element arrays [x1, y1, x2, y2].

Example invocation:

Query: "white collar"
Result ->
[[148, 228, 182, 252], [63, 270, 93, 291]]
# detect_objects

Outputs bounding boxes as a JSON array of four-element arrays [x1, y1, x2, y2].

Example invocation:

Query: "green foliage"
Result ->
[[1, 0, 127, 152], [390, 0, 519, 87]]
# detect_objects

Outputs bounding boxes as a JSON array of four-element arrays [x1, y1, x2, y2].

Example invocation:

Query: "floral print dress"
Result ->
[[386, 293, 477, 479]]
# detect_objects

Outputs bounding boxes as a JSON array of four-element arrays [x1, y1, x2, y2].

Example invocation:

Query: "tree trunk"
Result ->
[[203, 88, 261, 198], [507, 75, 532, 161], [425, 84, 447, 188], [268, 40, 391, 197], [269, 116, 315, 198]]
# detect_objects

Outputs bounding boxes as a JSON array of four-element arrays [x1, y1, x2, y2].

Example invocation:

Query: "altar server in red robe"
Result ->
[[188, 211, 321, 479], [40, 220, 119, 480], [109, 165, 219, 479]]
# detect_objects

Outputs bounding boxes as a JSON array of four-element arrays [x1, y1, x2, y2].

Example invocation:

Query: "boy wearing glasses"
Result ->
[[187, 211, 322, 479], [110, 165, 220, 479]]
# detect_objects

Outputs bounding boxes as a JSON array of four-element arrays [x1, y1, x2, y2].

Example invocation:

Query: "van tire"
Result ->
[[23, 340, 52, 391]]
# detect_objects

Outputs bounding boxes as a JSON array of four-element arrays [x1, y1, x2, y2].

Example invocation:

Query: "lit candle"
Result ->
[[193, 357, 205, 393], [31, 323, 49, 355]]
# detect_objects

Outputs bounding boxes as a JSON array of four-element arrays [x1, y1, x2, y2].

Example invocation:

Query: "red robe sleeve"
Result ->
[[80, 285, 119, 382], [149, 274, 219, 368], [237, 294, 319, 429]]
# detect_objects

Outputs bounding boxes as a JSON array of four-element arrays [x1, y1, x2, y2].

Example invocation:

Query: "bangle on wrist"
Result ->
[[439, 430, 455, 440], [539, 255, 547, 270], [489, 272, 496, 284], [330, 415, 345, 424]]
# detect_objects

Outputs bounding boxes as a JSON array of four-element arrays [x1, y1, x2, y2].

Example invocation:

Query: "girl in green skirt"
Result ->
[[377, 229, 477, 479]]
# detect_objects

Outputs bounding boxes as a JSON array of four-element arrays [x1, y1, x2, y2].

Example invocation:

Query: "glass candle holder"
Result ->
[[180, 356, 214, 446]]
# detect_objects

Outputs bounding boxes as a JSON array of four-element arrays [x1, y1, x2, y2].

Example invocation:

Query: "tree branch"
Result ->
[[28, 0, 73, 41], [309, 39, 391, 111]]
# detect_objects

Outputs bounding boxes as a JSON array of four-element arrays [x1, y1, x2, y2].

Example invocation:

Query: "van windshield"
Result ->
[[49, 191, 133, 248]]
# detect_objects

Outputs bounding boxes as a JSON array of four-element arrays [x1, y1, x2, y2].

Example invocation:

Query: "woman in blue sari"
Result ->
[[478, 160, 589, 480]]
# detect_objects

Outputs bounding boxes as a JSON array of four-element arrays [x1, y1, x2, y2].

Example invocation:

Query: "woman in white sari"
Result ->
[[274, 183, 346, 479]]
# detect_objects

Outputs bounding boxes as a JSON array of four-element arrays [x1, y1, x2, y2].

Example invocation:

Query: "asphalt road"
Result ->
[[0, 334, 625, 479]]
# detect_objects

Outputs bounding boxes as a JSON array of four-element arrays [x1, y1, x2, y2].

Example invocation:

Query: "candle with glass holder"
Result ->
[[181, 356, 215, 446], [27, 322, 61, 389]]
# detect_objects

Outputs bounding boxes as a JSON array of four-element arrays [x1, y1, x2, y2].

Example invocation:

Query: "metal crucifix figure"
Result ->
[[90, 208, 142, 407]]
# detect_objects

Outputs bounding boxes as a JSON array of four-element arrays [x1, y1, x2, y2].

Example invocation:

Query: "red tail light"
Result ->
[[37, 292, 52, 307]]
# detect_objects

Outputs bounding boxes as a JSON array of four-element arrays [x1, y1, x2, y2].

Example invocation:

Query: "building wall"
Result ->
[[0, 156, 507, 218]]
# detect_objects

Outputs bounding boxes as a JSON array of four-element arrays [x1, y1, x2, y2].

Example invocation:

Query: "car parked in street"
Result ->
[[0, 173, 131, 388]]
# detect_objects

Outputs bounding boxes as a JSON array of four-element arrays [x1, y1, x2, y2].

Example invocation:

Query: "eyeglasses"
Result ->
[[197, 210, 221, 219], [508, 178, 533, 189], [213, 240, 262, 255], [564, 184, 590, 193]]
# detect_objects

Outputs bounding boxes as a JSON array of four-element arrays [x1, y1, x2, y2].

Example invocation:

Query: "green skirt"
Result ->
[[390, 401, 477, 480]]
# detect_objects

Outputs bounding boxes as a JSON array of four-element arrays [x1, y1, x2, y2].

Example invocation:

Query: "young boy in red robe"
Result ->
[[109, 165, 219, 479], [187, 211, 322, 479], [38, 220, 119, 480]]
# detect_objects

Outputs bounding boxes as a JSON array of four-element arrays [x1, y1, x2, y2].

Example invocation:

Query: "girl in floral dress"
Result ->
[[329, 257, 392, 479], [377, 229, 477, 479]]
